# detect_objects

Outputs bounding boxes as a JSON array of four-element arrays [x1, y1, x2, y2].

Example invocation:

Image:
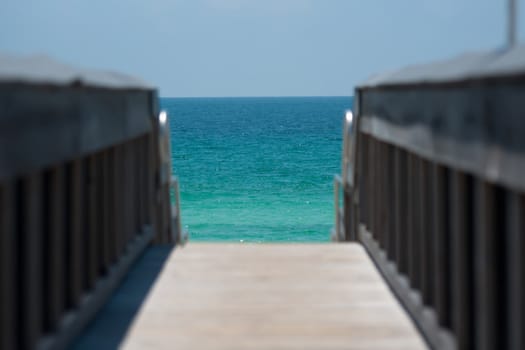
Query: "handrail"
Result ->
[[349, 63, 525, 349], [332, 174, 344, 241], [171, 175, 188, 245], [0, 73, 170, 349]]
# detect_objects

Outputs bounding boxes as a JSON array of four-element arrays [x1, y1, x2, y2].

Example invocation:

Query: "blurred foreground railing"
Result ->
[[338, 45, 525, 349], [0, 56, 178, 350]]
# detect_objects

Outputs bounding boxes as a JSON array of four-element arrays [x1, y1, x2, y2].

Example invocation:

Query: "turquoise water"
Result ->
[[162, 97, 352, 242]]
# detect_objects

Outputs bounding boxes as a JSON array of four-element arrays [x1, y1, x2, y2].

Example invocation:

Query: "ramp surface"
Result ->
[[122, 243, 427, 349]]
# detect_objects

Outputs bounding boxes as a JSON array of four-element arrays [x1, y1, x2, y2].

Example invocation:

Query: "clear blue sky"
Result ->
[[1, 0, 523, 97]]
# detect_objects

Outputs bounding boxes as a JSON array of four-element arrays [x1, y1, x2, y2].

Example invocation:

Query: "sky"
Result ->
[[0, 0, 524, 97]]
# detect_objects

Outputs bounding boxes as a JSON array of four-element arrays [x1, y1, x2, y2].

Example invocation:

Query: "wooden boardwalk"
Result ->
[[122, 243, 427, 349]]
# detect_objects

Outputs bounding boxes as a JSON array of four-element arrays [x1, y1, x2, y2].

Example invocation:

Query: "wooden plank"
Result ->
[[142, 136, 148, 229], [395, 148, 408, 276], [68, 160, 84, 308], [378, 141, 387, 251], [475, 181, 505, 350], [359, 85, 525, 194], [122, 243, 427, 350], [360, 228, 456, 350], [407, 153, 416, 287], [121, 143, 133, 245], [20, 174, 43, 349], [411, 155, 421, 290], [106, 149, 117, 264], [375, 139, 383, 249], [506, 192, 524, 350], [151, 118, 163, 243], [145, 133, 154, 227], [386, 144, 396, 261], [86, 155, 99, 289], [138, 137, 145, 230], [344, 189, 353, 241], [419, 159, 433, 307], [45, 166, 65, 331], [358, 133, 369, 228], [368, 136, 375, 237], [133, 139, 140, 235], [36, 225, 153, 350], [101, 150, 111, 272], [433, 164, 451, 328], [0, 88, 153, 182], [0, 181, 17, 350], [371, 137, 378, 244], [369, 137, 376, 241], [450, 171, 474, 349], [134, 139, 141, 234], [114, 145, 123, 258]]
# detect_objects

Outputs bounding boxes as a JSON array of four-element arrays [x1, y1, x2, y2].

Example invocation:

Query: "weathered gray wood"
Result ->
[[419, 160, 433, 307], [145, 134, 154, 227], [369, 138, 377, 244], [506, 192, 524, 350], [432, 164, 451, 328], [140, 138, 146, 233], [376, 140, 383, 249], [21, 174, 44, 349], [360, 227, 456, 350], [86, 155, 98, 289], [132, 139, 140, 235], [124, 142, 133, 244], [367, 135, 373, 232], [475, 181, 504, 350], [450, 171, 474, 349], [354, 46, 525, 349], [138, 137, 145, 231], [357, 44, 525, 88], [358, 83, 525, 193], [0, 87, 154, 181], [412, 155, 421, 291], [123, 242, 427, 350], [378, 141, 387, 251], [386, 144, 396, 261], [395, 148, 408, 276], [0, 181, 17, 350], [114, 145, 124, 257], [106, 149, 116, 264], [137, 139, 143, 234], [37, 226, 153, 350], [46, 166, 66, 331], [343, 188, 353, 241], [101, 150, 110, 271], [407, 153, 416, 288], [370, 137, 377, 246], [358, 133, 369, 229], [132, 140, 141, 238], [68, 160, 84, 308]]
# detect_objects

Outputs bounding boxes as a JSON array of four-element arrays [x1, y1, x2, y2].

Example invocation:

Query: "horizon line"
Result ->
[[159, 95, 353, 99]]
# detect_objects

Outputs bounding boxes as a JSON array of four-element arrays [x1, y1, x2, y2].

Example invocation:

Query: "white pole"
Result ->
[[508, 0, 517, 47]]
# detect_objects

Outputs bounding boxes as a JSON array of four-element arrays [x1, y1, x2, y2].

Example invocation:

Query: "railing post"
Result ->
[[0, 181, 16, 350], [333, 175, 341, 241], [20, 174, 44, 349], [450, 171, 474, 349], [506, 192, 524, 350], [68, 159, 84, 308]]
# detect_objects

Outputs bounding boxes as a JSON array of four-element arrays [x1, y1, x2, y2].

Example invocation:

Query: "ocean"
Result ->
[[161, 97, 352, 242]]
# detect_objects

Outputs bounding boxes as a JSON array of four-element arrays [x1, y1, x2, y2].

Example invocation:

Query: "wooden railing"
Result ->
[[340, 46, 525, 350], [0, 80, 175, 349]]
